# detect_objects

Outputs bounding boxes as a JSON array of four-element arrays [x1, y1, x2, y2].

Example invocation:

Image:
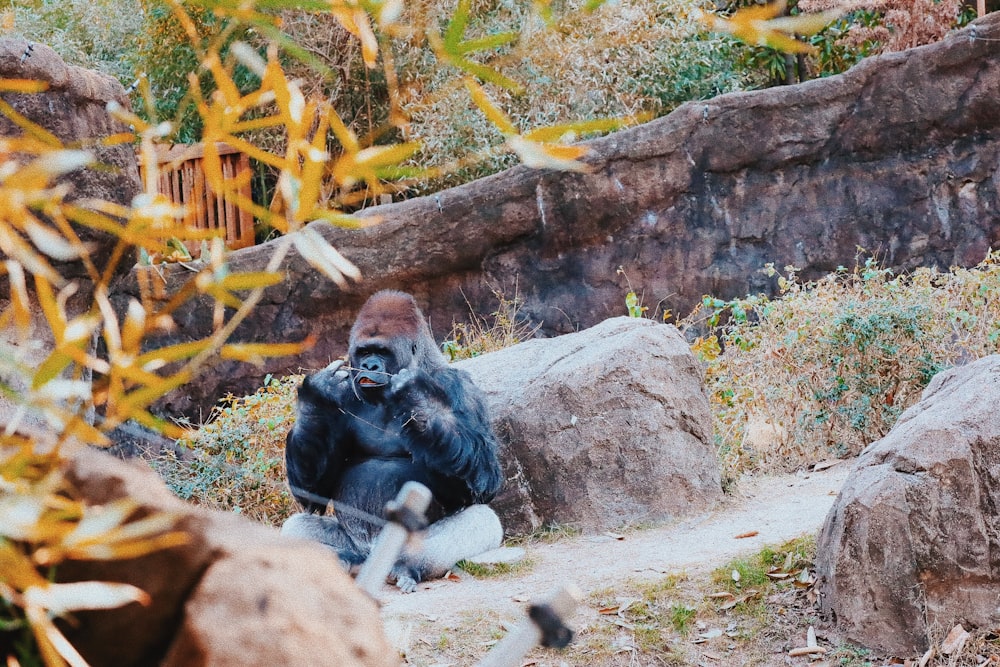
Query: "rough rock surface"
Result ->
[[0, 37, 140, 277], [815, 355, 1000, 656], [113, 14, 1000, 418], [0, 38, 141, 428], [58, 449, 397, 667], [458, 317, 721, 535]]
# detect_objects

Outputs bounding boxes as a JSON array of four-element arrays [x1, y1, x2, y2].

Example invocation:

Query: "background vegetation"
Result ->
[[1, 0, 976, 209], [0, 0, 989, 663], [688, 252, 1000, 484]]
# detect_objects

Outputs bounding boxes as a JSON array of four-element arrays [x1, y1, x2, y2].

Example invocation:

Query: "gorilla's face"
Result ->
[[350, 338, 414, 392]]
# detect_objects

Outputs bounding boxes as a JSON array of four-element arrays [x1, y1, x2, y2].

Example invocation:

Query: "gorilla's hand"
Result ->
[[300, 359, 350, 409], [389, 367, 453, 432], [388, 367, 415, 396]]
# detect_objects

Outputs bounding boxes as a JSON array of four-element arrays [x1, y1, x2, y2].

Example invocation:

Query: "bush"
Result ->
[[691, 251, 1000, 480], [154, 375, 301, 525], [2, 0, 143, 83]]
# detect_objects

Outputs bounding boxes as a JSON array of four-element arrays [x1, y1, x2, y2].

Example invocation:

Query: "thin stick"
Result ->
[[355, 481, 432, 597], [475, 585, 581, 667]]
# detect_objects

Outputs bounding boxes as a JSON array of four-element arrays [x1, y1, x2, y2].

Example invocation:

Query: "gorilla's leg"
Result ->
[[393, 504, 503, 592], [281, 513, 369, 571]]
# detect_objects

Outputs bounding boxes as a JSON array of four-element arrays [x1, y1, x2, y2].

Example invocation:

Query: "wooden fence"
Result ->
[[142, 143, 255, 256]]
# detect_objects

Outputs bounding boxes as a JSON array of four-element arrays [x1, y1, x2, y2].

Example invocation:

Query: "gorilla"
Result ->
[[281, 290, 504, 592]]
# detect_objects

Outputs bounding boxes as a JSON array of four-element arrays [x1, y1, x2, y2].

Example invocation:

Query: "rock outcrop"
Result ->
[[458, 317, 721, 535], [111, 14, 1000, 417], [815, 355, 1000, 656], [0, 38, 141, 428], [0, 37, 140, 278], [59, 449, 397, 667]]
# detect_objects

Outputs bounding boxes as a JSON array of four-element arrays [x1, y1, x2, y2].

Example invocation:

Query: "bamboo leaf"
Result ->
[[62, 417, 111, 446], [507, 135, 591, 172], [32, 351, 76, 391], [220, 338, 315, 364], [292, 227, 361, 288], [454, 57, 524, 94], [464, 79, 518, 136], [5, 260, 32, 336], [219, 272, 284, 291], [0, 78, 49, 93], [443, 0, 471, 49], [355, 142, 423, 170], [21, 222, 84, 262], [136, 340, 212, 368], [24, 582, 150, 616], [120, 299, 147, 354], [696, 1, 841, 53], [456, 31, 518, 55], [524, 117, 625, 142], [0, 98, 62, 146], [63, 531, 189, 561]]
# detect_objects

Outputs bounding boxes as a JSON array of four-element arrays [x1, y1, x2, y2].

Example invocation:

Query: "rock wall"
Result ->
[[112, 14, 1000, 417], [0, 38, 141, 428]]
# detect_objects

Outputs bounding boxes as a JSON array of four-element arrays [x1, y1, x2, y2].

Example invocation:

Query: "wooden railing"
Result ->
[[142, 143, 255, 256]]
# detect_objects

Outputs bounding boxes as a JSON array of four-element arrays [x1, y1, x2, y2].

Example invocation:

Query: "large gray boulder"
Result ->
[[815, 355, 1000, 656], [60, 449, 397, 667], [458, 316, 722, 535]]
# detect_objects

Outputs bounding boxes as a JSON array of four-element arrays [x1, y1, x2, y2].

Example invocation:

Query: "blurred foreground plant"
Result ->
[[0, 443, 187, 665]]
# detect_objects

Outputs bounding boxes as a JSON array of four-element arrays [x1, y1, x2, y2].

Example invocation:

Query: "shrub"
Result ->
[[690, 251, 1000, 479], [154, 375, 300, 525]]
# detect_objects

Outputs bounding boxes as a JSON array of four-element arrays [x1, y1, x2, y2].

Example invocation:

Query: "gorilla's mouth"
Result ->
[[357, 374, 387, 388]]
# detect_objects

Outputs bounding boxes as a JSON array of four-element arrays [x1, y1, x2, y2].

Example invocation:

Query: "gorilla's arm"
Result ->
[[285, 361, 352, 513], [390, 366, 503, 509]]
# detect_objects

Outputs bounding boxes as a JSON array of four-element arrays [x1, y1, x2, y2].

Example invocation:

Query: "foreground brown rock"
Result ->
[[59, 449, 397, 667], [815, 355, 1000, 656], [457, 317, 721, 535], [112, 14, 1000, 418]]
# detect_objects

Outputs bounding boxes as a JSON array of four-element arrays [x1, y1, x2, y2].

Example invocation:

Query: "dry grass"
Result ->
[[443, 286, 540, 360], [686, 251, 1000, 482]]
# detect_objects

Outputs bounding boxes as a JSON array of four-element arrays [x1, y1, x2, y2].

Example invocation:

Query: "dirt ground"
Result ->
[[378, 463, 852, 664]]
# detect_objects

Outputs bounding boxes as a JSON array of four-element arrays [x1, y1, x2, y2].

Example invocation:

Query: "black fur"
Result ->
[[284, 291, 503, 579]]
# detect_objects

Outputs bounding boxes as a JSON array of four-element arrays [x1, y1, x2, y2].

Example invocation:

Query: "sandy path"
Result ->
[[380, 464, 850, 643]]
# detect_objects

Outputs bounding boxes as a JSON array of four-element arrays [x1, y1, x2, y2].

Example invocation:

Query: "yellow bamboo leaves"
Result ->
[[696, 0, 843, 54], [0, 458, 186, 667], [465, 79, 625, 172]]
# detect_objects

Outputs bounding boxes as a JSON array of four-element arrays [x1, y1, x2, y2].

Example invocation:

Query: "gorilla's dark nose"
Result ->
[[361, 356, 385, 372]]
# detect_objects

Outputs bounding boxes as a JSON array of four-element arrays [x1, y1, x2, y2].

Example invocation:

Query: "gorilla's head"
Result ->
[[348, 290, 444, 393]]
